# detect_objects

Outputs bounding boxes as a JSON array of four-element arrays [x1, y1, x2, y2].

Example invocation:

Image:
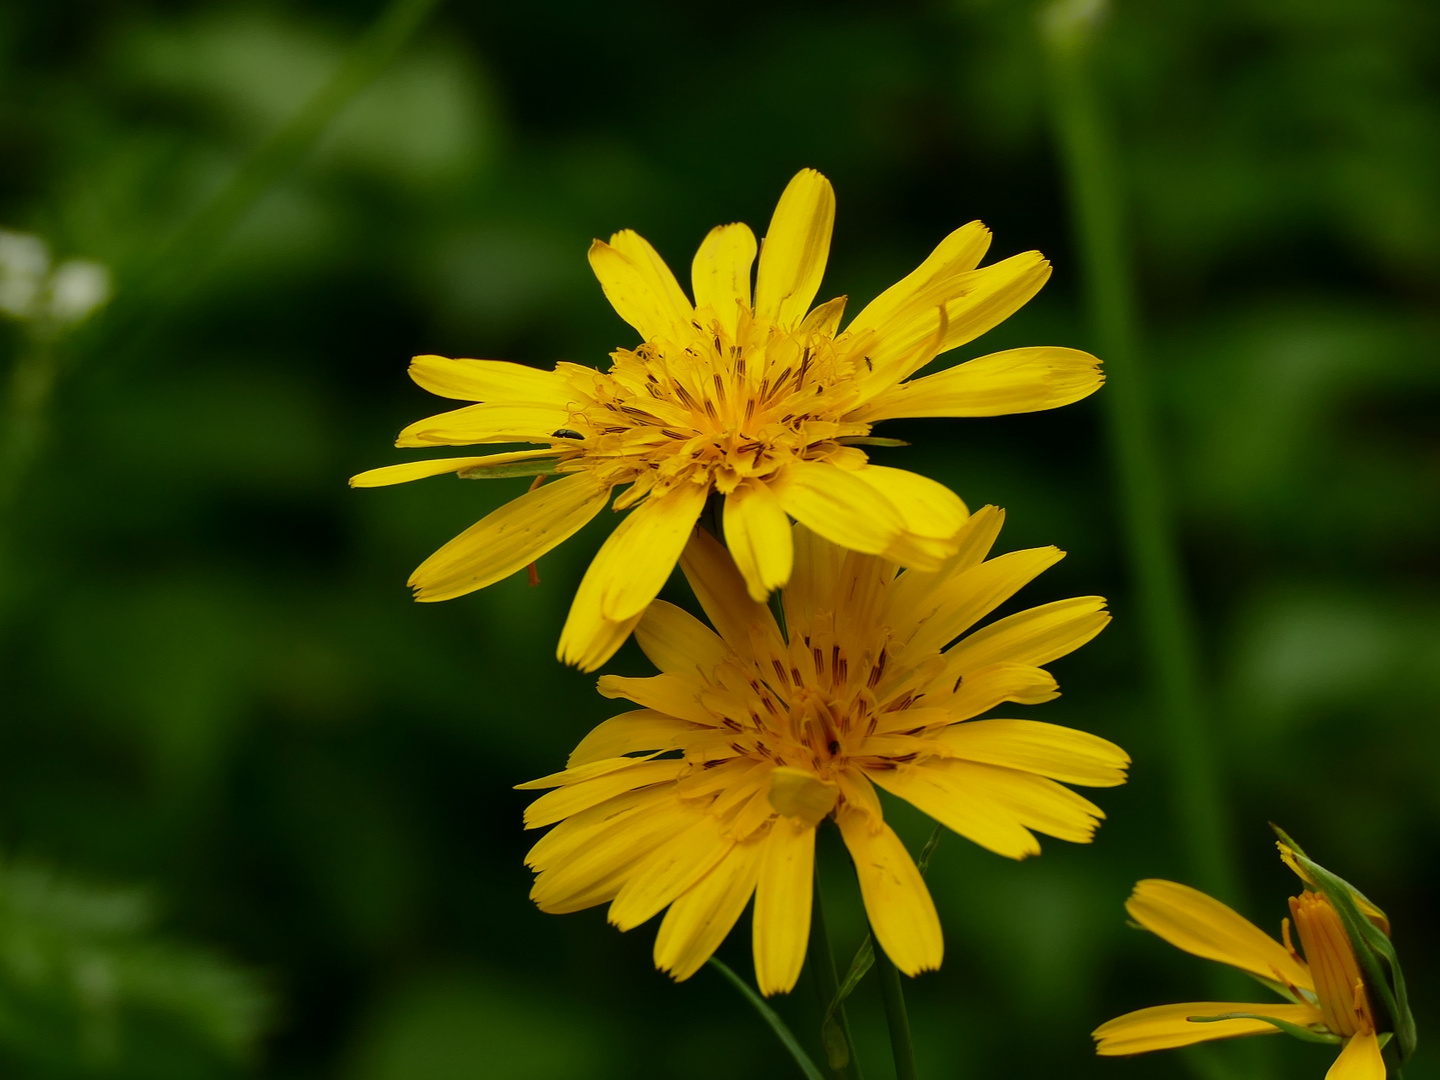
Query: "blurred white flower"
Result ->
[[0, 228, 112, 327]]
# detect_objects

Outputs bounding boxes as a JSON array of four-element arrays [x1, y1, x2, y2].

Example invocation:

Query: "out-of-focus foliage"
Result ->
[[0, 861, 266, 1079], [0, 0, 1435, 1078]]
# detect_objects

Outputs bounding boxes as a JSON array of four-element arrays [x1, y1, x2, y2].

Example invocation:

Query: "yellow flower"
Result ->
[[518, 510, 1127, 993], [1093, 870, 1391, 1078], [353, 169, 1103, 670]]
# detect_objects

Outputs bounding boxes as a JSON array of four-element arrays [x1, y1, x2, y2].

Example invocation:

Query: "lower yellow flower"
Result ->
[[519, 510, 1127, 993], [1094, 863, 1393, 1078]]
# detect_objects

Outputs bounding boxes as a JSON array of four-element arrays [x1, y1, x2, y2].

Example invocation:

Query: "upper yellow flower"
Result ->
[[519, 511, 1127, 993], [1094, 849, 1399, 1079], [353, 169, 1103, 669]]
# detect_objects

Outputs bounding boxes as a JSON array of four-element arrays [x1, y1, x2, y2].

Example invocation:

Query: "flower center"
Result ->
[[554, 307, 873, 505], [1289, 891, 1374, 1037]]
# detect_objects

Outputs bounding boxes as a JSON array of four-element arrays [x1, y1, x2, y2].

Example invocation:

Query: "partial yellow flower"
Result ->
[[1094, 864, 1392, 1078], [353, 168, 1104, 670], [518, 510, 1126, 993]]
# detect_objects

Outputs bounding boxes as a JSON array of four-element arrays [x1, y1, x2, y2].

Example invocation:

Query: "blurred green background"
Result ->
[[1, 0, 1437, 1077]]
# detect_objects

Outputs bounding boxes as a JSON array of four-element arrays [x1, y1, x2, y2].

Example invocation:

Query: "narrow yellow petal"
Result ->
[[653, 842, 763, 982], [558, 483, 708, 670], [565, 710, 702, 768], [691, 222, 756, 340], [753, 169, 836, 330], [589, 234, 694, 342], [852, 251, 1053, 388], [867, 759, 1040, 859], [396, 402, 570, 447], [723, 481, 795, 601], [522, 759, 687, 829], [609, 815, 734, 931], [941, 596, 1110, 673], [843, 221, 991, 341], [677, 527, 784, 654], [1328, 1031, 1385, 1080], [350, 448, 556, 488], [525, 785, 670, 870], [753, 817, 815, 996], [938, 720, 1130, 787], [409, 472, 611, 602], [407, 354, 571, 403], [836, 807, 942, 976], [938, 663, 1059, 719], [849, 465, 969, 543], [854, 346, 1103, 421], [597, 672, 712, 725], [896, 546, 1066, 658], [1093, 1002, 1323, 1055], [880, 505, 1006, 628], [1127, 880, 1314, 992], [633, 599, 729, 676], [517, 752, 664, 791]]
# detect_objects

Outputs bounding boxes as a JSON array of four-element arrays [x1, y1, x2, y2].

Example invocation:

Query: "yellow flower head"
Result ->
[[518, 510, 1127, 994], [1093, 844, 1402, 1079], [353, 169, 1103, 670]]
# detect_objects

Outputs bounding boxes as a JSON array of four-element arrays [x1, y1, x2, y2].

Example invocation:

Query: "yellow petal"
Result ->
[[1093, 1002, 1324, 1055], [653, 841, 763, 982], [350, 448, 556, 487], [396, 402, 571, 447], [836, 807, 942, 976], [753, 817, 815, 996], [854, 346, 1104, 422], [608, 815, 734, 931], [525, 785, 671, 870], [941, 596, 1110, 673], [589, 233, 694, 342], [881, 505, 1006, 628], [691, 222, 756, 340], [754, 169, 836, 330], [1328, 1031, 1386, 1080], [523, 759, 688, 829], [773, 460, 908, 561], [558, 483, 708, 670], [566, 709, 703, 768], [941, 663, 1059, 719], [897, 546, 1066, 658], [677, 527, 784, 654], [849, 465, 969, 543], [597, 672, 712, 725], [844, 221, 992, 342], [852, 251, 1053, 388], [634, 599, 729, 676], [723, 481, 795, 601], [407, 354, 571, 403], [767, 766, 838, 827], [409, 472, 611, 602], [1127, 880, 1314, 992], [938, 720, 1130, 787]]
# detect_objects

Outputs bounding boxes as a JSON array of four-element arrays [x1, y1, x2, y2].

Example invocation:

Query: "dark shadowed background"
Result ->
[[1, 0, 1437, 1077]]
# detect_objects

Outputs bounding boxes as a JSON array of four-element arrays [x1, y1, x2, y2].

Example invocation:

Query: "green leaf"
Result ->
[[709, 958, 826, 1080]]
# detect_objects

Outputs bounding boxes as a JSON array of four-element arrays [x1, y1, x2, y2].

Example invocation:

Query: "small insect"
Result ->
[[551, 428, 583, 440]]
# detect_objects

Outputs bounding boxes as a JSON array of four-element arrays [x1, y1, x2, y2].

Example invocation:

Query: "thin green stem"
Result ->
[[1038, 0, 1239, 906], [810, 862, 861, 1080], [870, 929, 918, 1080], [709, 958, 827, 1080], [0, 334, 57, 521]]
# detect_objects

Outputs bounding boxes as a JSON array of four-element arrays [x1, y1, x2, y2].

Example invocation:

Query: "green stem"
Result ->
[[0, 333, 57, 521], [1038, 0, 1239, 906], [810, 862, 861, 1080], [871, 930, 918, 1080], [709, 958, 827, 1080]]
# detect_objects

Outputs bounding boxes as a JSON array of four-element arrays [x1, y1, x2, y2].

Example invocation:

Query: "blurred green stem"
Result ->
[[1038, 1, 1239, 904], [0, 333, 56, 521], [871, 929, 919, 1080], [810, 864, 861, 1080]]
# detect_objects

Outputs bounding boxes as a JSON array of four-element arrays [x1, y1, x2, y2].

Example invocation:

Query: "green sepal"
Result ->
[[1271, 826, 1417, 1062], [456, 460, 558, 480], [835, 436, 910, 448], [819, 825, 943, 1066], [1187, 1012, 1341, 1046]]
